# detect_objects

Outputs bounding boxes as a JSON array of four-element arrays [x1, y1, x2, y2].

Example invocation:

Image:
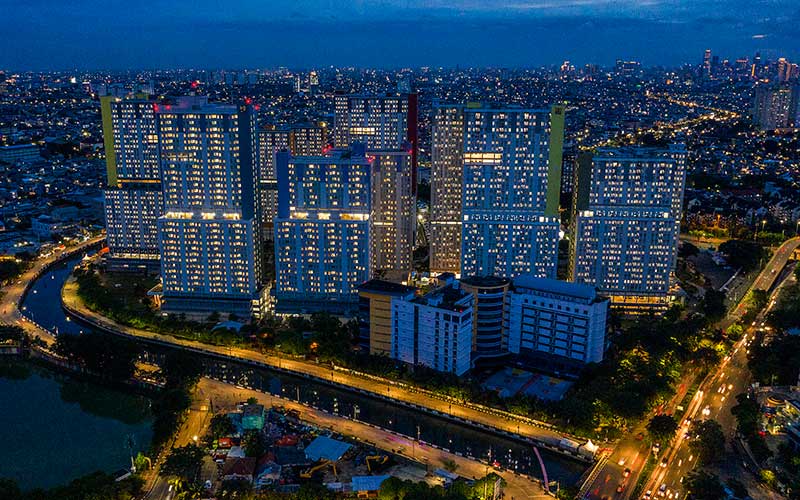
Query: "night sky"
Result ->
[[1, 0, 797, 69]]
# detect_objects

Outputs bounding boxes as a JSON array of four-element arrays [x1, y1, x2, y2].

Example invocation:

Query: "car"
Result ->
[[644, 490, 652, 499], [617, 484, 625, 493], [702, 405, 711, 416], [659, 484, 667, 496], [652, 442, 661, 453], [618, 457, 627, 466], [660, 457, 668, 468], [623, 468, 631, 478]]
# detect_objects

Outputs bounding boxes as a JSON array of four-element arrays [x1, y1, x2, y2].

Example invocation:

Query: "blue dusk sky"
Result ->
[[0, 0, 797, 69]]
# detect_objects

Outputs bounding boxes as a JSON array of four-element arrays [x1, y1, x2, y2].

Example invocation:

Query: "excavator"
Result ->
[[365, 455, 389, 473], [300, 459, 337, 479]]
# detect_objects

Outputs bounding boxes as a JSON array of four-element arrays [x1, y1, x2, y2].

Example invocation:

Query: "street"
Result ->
[[582, 236, 800, 500]]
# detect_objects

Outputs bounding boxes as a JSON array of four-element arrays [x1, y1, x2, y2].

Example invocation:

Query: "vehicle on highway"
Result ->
[[617, 484, 625, 493], [623, 468, 631, 478], [643, 489, 652, 499], [652, 442, 661, 454], [702, 405, 711, 416], [660, 457, 668, 468], [618, 457, 627, 466], [659, 484, 667, 496]]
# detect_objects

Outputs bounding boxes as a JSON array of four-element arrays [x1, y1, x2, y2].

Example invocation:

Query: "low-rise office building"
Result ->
[[505, 274, 608, 374]]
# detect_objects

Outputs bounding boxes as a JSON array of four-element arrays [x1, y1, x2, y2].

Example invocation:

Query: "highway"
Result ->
[[639, 237, 800, 500], [582, 236, 800, 500]]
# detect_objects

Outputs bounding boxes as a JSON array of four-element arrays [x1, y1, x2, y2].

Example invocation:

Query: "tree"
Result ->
[[679, 242, 699, 259], [750, 289, 769, 311], [161, 350, 204, 389], [718, 240, 766, 271], [646, 414, 678, 444], [55, 332, 140, 382], [243, 430, 267, 458], [686, 470, 726, 500], [689, 420, 726, 465], [700, 290, 727, 321], [161, 444, 204, 483], [0, 479, 21, 500], [209, 414, 234, 439]]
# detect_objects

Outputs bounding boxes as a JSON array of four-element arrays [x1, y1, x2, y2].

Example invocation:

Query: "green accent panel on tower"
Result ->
[[545, 104, 565, 217], [100, 96, 118, 187]]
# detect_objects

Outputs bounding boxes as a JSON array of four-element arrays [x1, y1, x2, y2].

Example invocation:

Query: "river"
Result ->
[[21, 253, 588, 486], [0, 361, 153, 490]]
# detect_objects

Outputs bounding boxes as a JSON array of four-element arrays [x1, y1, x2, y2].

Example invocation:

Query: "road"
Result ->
[[61, 271, 578, 455], [582, 236, 800, 500], [144, 385, 212, 500], [0, 235, 104, 342], [198, 378, 550, 500], [639, 238, 800, 500]]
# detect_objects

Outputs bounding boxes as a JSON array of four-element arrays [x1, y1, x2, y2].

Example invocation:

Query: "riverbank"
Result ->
[[62, 274, 593, 464], [198, 377, 551, 499]]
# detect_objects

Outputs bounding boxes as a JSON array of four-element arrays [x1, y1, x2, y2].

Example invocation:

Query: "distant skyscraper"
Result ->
[[274, 146, 372, 312], [100, 95, 163, 272], [257, 127, 290, 231], [156, 97, 263, 318], [429, 101, 465, 275], [752, 83, 799, 131], [570, 145, 687, 313], [702, 49, 712, 78], [370, 147, 415, 281], [459, 104, 565, 279]]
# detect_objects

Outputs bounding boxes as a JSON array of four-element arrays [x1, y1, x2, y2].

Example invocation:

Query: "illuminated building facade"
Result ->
[[156, 96, 263, 318], [274, 146, 372, 312], [333, 93, 417, 154], [100, 95, 163, 272], [256, 127, 289, 231], [256, 123, 328, 231], [429, 102, 465, 275], [505, 274, 608, 370], [391, 276, 473, 375], [570, 145, 687, 313], [370, 147, 414, 281], [460, 104, 565, 279], [334, 93, 418, 283]]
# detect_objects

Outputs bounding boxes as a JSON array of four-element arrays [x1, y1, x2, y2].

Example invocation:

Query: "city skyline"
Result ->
[[1, 0, 798, 70]]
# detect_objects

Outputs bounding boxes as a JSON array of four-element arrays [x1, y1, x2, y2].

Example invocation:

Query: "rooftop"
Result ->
[[351, 475, 391, 492], [304, 436, 352, 462], [358, 279, 416, 296], [512, 274, 599, 302], [412, 283, 472, 312]]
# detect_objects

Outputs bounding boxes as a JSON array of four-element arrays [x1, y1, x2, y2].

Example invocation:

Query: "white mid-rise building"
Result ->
[[391, 278, 473, 375], [505, 274, 608, 368]]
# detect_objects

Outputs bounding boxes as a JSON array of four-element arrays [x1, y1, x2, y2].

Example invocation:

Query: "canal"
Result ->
[[22, 253, 588, 486]]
